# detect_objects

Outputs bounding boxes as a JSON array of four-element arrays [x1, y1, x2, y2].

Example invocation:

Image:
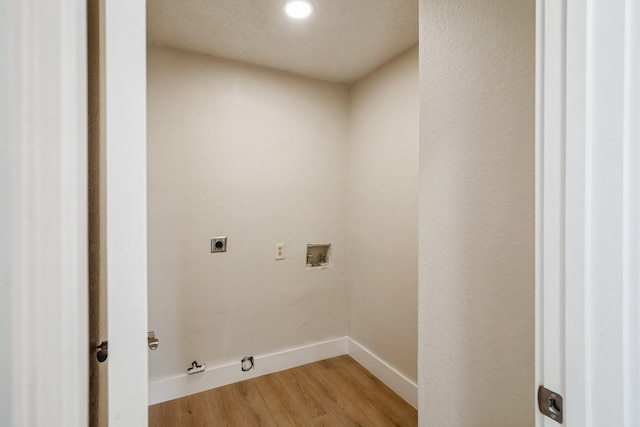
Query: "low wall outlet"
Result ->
[[241, 356, 254, 372], [275, 243, 285, 260], [187, 361, 206, 375]]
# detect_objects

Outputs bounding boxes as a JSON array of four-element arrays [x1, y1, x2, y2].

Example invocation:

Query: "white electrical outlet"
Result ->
[[275, 243, 285, 260]]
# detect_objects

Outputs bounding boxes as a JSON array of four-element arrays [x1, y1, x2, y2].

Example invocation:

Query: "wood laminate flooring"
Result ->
[[149, 355, 417, 426]]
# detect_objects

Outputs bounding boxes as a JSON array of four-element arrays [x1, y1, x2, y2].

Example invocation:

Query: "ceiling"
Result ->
[[147, 0, 418, 84]]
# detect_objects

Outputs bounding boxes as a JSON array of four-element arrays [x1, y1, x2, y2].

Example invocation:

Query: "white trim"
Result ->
[[148, 336, 418, 409], [149, 337, 348, 405], [3, 1, 88, 426], [347, 338, 418, 409], [536, 2, 569, 424], [622, 3, 640, 426], [564, 1, 590, 425], [534, 0, 544, 424], [0, 1, 11, 421]]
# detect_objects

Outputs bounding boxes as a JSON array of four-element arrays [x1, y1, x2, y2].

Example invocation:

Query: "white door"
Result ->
[[101, 0, 149, 425], [536, 1, 640, 426], [2, 1, 89, 425]]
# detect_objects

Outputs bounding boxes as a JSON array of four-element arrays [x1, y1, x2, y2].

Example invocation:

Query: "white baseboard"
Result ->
[[149, 336, 418, 410], [346, 338, 418, 409], [148, 337, 348, 405]]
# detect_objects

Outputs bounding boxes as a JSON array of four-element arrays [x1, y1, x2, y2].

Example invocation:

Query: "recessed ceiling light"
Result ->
[[284, 0, 314, 20]]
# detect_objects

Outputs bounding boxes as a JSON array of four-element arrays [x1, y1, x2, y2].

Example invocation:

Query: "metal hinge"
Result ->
[[96, 340, 108, 363], [538, 386, 563, 424]]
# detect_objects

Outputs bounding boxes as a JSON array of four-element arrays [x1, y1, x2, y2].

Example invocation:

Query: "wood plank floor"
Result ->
[[149, 355, 417, 426]]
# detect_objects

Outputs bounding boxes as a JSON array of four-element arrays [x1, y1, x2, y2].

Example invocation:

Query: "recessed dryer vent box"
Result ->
[[306, 244, 331, 269]]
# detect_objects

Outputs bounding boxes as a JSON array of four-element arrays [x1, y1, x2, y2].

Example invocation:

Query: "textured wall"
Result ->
[[347, 46, 419, 382], [147, 46, 349, 381], [418, 1, 535, 426]]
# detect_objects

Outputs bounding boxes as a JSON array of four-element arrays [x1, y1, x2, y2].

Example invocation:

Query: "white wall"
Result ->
[[347, 46, 419, 382], [147, 46, 350, 381], [418, 0, 535, 426]]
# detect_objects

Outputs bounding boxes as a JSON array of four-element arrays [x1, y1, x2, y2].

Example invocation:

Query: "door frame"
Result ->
[[102, 1, 149, 425], [3, 0, 149, 425], [536, 0, 640, 426]]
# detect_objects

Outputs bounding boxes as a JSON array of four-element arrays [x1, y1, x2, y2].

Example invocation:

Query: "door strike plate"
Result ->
[[538, 385, 563, 424]]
